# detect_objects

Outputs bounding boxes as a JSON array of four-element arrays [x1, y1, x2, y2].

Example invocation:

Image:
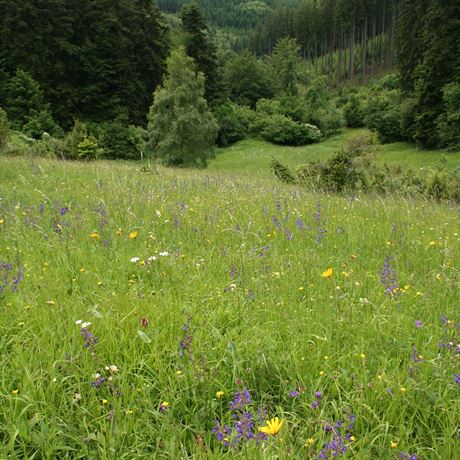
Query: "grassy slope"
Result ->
[[208, 129, 460, 176]]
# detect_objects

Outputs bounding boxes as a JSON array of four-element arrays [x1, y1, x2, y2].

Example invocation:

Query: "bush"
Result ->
[[303, 77, 343, 136], [62, 120, 102, 160], [436, 83, 460, 151], [255, 113, 321, 146], [343, 94, 366, 128], [271, 158, 296, 184], [363, 90, 404, 143], [399, 97, 418, 140], [89, 118, 144, 160], [0, 107, 9, 152], [214, 102, 252, 147]]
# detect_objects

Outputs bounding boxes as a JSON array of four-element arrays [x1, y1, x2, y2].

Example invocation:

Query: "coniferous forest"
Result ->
[[0, 1, 459, 172]]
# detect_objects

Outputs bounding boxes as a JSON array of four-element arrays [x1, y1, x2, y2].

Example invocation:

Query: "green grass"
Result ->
[[0, 155, 459, 459], [209, 129, 460, 176]]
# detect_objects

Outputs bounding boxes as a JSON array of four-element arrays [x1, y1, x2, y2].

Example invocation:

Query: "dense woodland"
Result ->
[[0, 0, 459, 167]]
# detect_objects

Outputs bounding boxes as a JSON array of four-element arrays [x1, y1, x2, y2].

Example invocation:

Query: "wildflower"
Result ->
[[130, 257, 140, 263], [128, 230, 138, 240], [115, 228, 122, 236], [11, 389, 19, 395], [147, 256, 157, 261], [235, 411, 256, 441], [258, 417, 283, 436], [289, 390, 300, 398], [101, 399, 108, 405], [159, 251, 169, 257], [360, 353, 366, 359], [321, 268, 333, 278], [159, 401, 169, 412], [92, 375, 106, 388], [350, 436, 356, 442], [216, 391, 225, 399], [90, 231, 100, 240], [381, 257, 399, 295], [305, 438, 315, 447], [415, 319, 422, 328], [141, 318, 149, 328], [73, 393, 82, 403], [213, 420, 231, 446], [400, 387, 406, 393], [230, 388, 251, 411], [106, 365, 118, 374], [391, 441, 398, 448], [454, 374, 460, 384]]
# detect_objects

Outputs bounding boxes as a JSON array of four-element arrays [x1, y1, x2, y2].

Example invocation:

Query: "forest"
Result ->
[[0, 1, 459, 175]]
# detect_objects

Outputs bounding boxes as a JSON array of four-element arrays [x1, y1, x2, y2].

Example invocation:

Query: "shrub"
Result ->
[[363, 90, 404, 143], [0, 107, 9, 152], [271, 158, 296, 184], [399, 97, 418, 141], [89, 118, 144, 160], [303, 77, 343, 136], [255, 113, 321, 146], [436, 82, 460, 151], [343, 94, 366, 128], [62, 120, 102, 160], [214, 102, 252, 147]]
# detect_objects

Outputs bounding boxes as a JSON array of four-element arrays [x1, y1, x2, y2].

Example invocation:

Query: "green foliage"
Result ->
[[363, 90, 404, 144], [223, 51, 273, 108], [0, 107, 9, 152], [76, 138, 103, 161], [436, 83, 460, 151], [180, 2, 221, 104], [270, 158, 295, 184], [5, 69, 61, 138], [343, 94, 366, 128], [254, 113, 321, 146], [146, 47, 218, 167], [303, 78, 343, 136], [62, 120, 101, 161], [268, 38, 303, 96], [0, 0, 170, 128], [214, 102, 252, 147], [89, 118, 144, 160]]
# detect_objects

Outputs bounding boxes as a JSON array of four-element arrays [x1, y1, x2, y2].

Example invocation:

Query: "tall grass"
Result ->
[[0, 156, 458, 459]]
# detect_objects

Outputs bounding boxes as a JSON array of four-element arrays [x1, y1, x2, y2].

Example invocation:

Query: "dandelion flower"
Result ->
[[321, 268, 333, 278], [128, 230, 138, 240], [258, 417, 284, 436]]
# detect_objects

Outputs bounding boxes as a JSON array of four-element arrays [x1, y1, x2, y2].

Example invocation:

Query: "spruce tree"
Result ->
[[180, 2, 221, 104], [146, 47, 218, 167]]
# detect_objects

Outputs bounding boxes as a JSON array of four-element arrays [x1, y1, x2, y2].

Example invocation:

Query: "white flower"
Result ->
[[81, 321, 92, 328], [75, 320, 83, 325], [159, 251, 169, 257], [130, 257, 140, 263], [93, 373, 101, 379], [73, 393, 82, 403], [105, 365, 118, 374], [148, 256, 157, 261]]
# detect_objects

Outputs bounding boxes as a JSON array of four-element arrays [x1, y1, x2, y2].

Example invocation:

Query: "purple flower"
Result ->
[[454, 374, 460, 384], [59, 207, 69, 216], [230, 388, 251, 411], [91, 375, 106, 388], [315, 391, 322, 399], [415, 319, 422, 328], [234, 411, 255, 442], [284, 227, 293, 240], [81, 327, 98, 351], [381, 256, 399, 296], [212, 420, 231, 446], [289, 390, 300, 398], [295, 218, 306, 230], [311, 399, 320, 410]]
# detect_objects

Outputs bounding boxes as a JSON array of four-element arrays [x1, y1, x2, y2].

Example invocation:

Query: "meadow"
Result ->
[[0, 148, 459, 459]]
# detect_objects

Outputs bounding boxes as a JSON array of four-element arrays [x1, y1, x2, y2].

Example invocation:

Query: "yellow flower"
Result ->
[[216, 391, 225, 399], [390, 441, 398, 448], [258, 417, 284, 436], [11, 389, 19, 395], [341, 271, 350, 277], [350, 436, 356, 442], [116, 228, 122, 237], [128, 230, 138, 240], [321, 268, 333, 278], [360, 353, 366, 359], [400, 387, 406, 393], [305, 438, 315, 447], [0, 219, 4, 224], [101, 399, 108, 405], [90, 231, 100, 240]]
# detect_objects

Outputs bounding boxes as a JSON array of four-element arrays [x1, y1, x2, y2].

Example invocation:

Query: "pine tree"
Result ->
[[412, 0, 460, 148], [6, 69, 61, 138], [146, 47, 218, 167], [180, 2, 221, 104]]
